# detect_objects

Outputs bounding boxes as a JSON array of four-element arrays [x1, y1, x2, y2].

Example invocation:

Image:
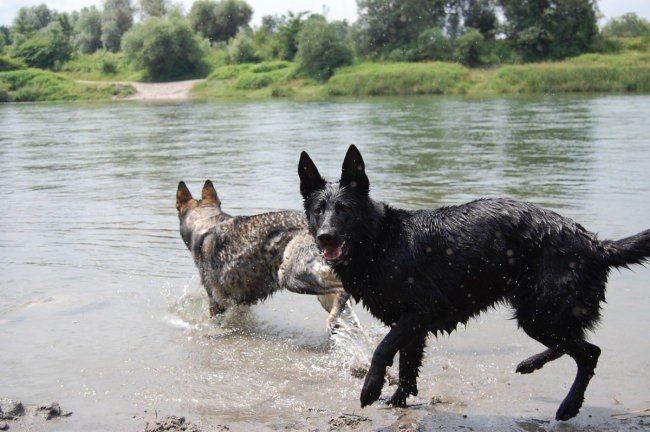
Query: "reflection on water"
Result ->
[[1, 95, 649, 431]]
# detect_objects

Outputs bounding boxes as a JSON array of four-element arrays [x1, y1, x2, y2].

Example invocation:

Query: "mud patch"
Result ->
[[327, 413, 370, 430], [0, 399, 72, 431], [144, 415, 206, 432]]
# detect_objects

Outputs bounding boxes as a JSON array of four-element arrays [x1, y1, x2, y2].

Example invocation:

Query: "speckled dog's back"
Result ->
[[176, 180, 345, 322]]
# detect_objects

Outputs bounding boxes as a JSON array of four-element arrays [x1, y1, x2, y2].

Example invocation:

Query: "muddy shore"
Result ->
[[2, 396, 648, 431]]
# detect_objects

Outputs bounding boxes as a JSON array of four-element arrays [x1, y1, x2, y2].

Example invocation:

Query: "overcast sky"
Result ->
[[2, 0, 650, 28]]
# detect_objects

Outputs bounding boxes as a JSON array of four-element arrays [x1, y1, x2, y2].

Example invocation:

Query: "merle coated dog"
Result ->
[[176, 180, 349, 330], [298, 145, 650, 421]]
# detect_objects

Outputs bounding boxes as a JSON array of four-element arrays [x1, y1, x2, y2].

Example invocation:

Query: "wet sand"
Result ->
[[125, 80, 204, 101], [2, 396, 648, 431], [77, 79, 204, 101]]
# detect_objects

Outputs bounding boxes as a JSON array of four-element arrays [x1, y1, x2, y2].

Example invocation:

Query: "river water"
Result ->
[[1, 95, 649, 431]]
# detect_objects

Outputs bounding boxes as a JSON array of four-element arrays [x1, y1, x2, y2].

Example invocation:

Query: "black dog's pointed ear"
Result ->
[[299, 151, 326, 199], [340, 144, 369, 194]]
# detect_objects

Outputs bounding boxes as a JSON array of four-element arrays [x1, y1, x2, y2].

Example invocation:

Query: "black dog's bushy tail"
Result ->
[[603, 229, 650, 269]]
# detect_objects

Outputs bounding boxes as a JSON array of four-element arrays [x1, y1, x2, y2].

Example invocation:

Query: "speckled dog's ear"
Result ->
[[176, 181, 193, 212], [298, 151, 326, 199], [201, 179, 221, 208]]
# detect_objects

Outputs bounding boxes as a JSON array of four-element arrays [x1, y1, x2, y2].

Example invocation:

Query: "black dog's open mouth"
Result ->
[[322, 242, 346, 263]]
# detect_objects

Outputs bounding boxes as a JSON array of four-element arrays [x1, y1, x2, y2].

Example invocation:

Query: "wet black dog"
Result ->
[[298, 144, 650, 421]]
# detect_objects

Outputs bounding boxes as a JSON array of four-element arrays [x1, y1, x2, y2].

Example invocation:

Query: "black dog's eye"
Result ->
[[313, 206, 323, 216], [335, 202, 346, 213]]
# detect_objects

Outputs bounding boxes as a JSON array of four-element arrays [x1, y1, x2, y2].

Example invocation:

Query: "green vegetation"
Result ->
[[122, 17, 207, 80], [0, 68, 134, 102], [58, 50, 136, 80], [0, 1, 649, 102], [325, 62, 472, 96], [486, 52, 650, 94], [190, 52, 650, 99]]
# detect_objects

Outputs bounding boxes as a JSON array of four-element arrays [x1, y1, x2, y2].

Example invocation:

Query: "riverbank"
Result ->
[[1, 52, 649, 102], [194, 52, 650, 99]]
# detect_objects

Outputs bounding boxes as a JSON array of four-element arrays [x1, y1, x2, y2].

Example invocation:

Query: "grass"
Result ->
[[325, 62, 473, 96], [191, 60, 311, 99], [483, 52, 650, 94], [58, 50, 141, 81], [0, 68, 135, 102], [192, 51, 650, 100]]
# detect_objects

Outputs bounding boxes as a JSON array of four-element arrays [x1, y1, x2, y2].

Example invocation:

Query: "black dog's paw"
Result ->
[[515, 358, 538, 374], [555, 395, 583, 421], [384, 386, 409, 408], [360, 373, 384, 407]]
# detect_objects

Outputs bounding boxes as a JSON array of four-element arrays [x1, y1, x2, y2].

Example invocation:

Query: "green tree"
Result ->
[[102, 0, 135, 52], [296, 16, 354, 81], [189, 0, 252, 43], [277, 11, 309, 61], [214, 0, 253, 41], [355, 0, 447, 57], [602, 13, 650, 38], [0, 26, 10, 53], [12, 4, 53, 34], [498, 0, 599, 61], [227, 28, 259, 63], [189, 0, 218, 42], [12, 20, 73, 69], [139, 0, 169, 19], [462, 0, 498, 39], [74, 6, 103, 54], [454, 27, 484, 66], [11, 4, 54, 44], [122, 17, 204, 80]]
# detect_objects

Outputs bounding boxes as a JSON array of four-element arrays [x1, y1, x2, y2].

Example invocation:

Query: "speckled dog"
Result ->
[[176, 180, 348, 330]]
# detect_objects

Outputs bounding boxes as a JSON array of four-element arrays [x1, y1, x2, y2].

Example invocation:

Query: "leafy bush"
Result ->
[[454, 28, 485, 67], [59, 50, 131, 80], [227, 29, 260, 64], [12, 21, 73, 70], [296, 17, 353, 81], [0, 55, 27, 71], [0, 83, 9, 102], [251, 60, 290, 73], [234, 73, 274, 89], [12, 36, 71, 69], [0, 68, 133, 101], [122, 17, 205, 80], [602, 13, 650, 38]]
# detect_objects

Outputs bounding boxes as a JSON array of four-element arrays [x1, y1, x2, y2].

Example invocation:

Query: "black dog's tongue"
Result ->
[[323, 244, 343, 261]]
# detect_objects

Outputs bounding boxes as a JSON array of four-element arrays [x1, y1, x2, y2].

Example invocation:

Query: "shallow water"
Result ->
[[1, 95, 649, 431]]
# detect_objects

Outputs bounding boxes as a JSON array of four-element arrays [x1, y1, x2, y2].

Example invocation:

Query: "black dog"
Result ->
[[298, 144, 650, 421]]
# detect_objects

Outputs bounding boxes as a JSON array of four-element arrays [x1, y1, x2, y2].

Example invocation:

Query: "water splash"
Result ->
[[328, 303, 374, 377]]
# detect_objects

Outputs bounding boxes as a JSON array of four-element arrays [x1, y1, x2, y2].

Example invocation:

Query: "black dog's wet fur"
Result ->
[[298, 145, 650, 421]]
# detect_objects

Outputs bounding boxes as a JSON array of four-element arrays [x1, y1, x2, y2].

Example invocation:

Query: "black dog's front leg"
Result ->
[[360, 314, 425, 407], [386, 331, 427, 407]]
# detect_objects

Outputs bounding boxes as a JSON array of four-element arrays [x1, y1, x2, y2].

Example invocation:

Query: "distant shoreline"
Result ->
[[2, 52, 650, 103]]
